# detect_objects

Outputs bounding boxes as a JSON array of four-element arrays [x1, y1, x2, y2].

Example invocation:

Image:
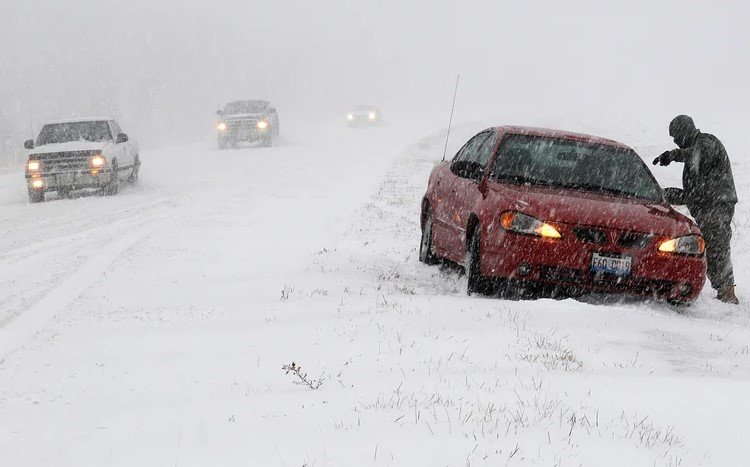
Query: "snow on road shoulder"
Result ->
[[269, 126, 750, 465], [1, 120, 749, 466]]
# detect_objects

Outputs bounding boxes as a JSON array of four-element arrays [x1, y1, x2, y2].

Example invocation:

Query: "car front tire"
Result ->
[[104, 161, 119, 196], [467, 226, 493, 295], [28, 190, 44, 203]]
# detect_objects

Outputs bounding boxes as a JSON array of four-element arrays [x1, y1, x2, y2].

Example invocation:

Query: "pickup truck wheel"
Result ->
[[105, 161, 119, 196], [129, 155, 140, 183], [218, 137, 228, 150], [259, 134, 273, 148], [28, 190, 44, 203]]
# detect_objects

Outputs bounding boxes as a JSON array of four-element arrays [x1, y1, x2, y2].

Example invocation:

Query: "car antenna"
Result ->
[[441, 74, 460, 162]]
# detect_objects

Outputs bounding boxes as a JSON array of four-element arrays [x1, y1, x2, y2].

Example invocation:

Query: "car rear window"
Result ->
[[490, 134, 664, 202]]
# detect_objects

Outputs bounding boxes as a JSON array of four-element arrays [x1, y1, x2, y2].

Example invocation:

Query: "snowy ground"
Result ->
[[1, 115, 749, 466]]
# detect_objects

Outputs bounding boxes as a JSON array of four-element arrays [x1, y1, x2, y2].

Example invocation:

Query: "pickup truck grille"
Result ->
[[32, 151, 93, 173], [226, 117, 259, 131]]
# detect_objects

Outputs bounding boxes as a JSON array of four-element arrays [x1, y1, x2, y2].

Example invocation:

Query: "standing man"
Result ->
[[653, 115, 739, 304]]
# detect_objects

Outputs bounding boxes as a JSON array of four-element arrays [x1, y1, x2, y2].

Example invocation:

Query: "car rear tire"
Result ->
[[467, 226, 493, 296], [28, 190, 44, 203], [419, 210, 439, 265]]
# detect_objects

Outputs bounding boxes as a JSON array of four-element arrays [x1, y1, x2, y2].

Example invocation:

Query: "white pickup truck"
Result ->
[[24, 118, 140, 203]]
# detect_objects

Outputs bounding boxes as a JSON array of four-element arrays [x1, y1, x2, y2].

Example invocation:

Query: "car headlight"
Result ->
[[257, 120, 268, 130], [368, 112, 377, 120], [500, 211, 561, 239], [27, 160, 41, 172], [89, 155, 106, 168], [217, 122, 227, 132], [658, 235, 705, 255], [347, 113, 354, 121]]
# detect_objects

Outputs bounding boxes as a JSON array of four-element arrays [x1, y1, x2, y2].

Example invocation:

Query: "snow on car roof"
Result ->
[[45, 117, 113, 124], [496, 126, 630, 149]]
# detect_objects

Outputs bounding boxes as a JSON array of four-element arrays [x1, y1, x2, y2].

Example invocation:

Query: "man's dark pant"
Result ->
[[691, 203, 735, 290]]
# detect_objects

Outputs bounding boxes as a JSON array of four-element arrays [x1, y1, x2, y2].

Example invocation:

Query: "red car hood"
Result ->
[[492, 184, 698, 236]]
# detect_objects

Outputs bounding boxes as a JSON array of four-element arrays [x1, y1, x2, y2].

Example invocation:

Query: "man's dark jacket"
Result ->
[[667, 131, 737, 213]]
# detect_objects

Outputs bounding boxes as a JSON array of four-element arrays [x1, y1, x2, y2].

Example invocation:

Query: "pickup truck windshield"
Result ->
[[37, 121, 113, 145], [224, 101, 267, 114], [490, 135, 664, 202]]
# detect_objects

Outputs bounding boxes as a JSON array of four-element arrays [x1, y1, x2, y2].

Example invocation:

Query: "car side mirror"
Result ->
[[116, 133, 129, 144], [216, 110, 223, 116], [664, 187, 685, 205], [24, 140, 35, 150]]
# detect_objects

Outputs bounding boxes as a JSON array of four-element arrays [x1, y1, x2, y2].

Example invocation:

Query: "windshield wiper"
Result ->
[[558, 182, 641, 199], [496, 175, 555, 187]]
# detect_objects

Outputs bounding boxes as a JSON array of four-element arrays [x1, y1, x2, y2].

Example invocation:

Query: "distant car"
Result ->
[[419, 126, 707, 304], [24, 118, 140, 203], [216, 100, 279, 149], [346, 104, 382, 126]]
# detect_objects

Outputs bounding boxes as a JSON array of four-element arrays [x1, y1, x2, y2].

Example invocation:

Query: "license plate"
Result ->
[[591, 252, 632, 277], [57, 173, 75, 185]]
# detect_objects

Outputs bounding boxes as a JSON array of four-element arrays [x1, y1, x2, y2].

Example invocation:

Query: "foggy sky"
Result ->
[[1, 0, 748, 150]]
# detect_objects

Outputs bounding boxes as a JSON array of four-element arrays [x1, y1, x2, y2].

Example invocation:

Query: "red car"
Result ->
[[419, 126, 706, 304]]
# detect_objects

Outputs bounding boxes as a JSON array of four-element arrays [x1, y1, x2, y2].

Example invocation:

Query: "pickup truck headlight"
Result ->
[[27, 160, 41, 172], [89, 155, 106, 168], [257, 120, 268, 130], [658, 235, 705, 255], [500, 211, 561, 239], [217, 122, 227, 132]]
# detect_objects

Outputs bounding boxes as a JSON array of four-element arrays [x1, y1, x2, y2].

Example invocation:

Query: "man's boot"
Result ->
[[717, 285, 739, 305]]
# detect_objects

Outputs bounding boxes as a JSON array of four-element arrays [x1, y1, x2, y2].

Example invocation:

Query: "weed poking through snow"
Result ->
[[282, 362, 324, 389]]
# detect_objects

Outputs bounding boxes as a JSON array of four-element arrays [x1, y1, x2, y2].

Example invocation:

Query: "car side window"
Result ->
[[110, 121, 122, 136], [472, 132, 496, 168], [451, 132, 491, 180]]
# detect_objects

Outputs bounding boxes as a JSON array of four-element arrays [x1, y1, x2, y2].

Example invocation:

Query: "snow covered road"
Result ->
[[1, 118, 749, 466]]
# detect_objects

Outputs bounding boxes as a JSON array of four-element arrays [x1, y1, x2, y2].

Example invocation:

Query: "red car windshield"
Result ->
[[489, 135, 664, 202]]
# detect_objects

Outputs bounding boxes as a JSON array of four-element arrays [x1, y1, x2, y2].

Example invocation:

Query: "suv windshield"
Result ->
[[37, 121, 112, 145], [490, 135, 664, 202], [224, 101, 267, 114]]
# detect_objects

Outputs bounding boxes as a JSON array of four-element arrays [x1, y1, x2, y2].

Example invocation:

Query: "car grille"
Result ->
[[226, 117, 259, 132], [574, 227, 606, 244], [539, 265, 675, 296], [618, 232, 652, 249], [572, 227, 652, 250], [33, 151, 92, 173]]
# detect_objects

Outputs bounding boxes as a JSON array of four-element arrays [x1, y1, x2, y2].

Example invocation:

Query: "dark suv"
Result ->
[[216, 100, 280, 149]]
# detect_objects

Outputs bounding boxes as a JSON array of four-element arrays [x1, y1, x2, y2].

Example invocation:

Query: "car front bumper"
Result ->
[[480, 224, 707, 302], [26, 170, 115, 192], [218, 128, 270, 142]]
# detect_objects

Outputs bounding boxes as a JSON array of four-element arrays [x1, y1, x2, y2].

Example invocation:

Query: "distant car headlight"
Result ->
[[368, 112, 377, 120], [257, 120, 269, 130], [658, 235, 705, 255], [500, 211, 561, 239], [217, 122, 228, 132], [89, 155, 106, 168], [27, 160, 41, 172], [347, 113, 354, 121]]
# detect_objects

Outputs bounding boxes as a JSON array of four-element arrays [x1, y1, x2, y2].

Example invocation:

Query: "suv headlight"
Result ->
[[217, 122, 227, 132], [89, 154, 106, 168], [500, 211, 561, 239], [658, 235, 705, 255], [27, 160, 41, 172], [257, 120, 268, 129]]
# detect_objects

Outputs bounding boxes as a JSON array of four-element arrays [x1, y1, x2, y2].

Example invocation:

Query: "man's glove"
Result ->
[[652, 150, 674, 166]]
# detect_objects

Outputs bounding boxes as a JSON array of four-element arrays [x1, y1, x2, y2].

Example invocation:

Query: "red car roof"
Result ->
[[494, 126, 631, 149]]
